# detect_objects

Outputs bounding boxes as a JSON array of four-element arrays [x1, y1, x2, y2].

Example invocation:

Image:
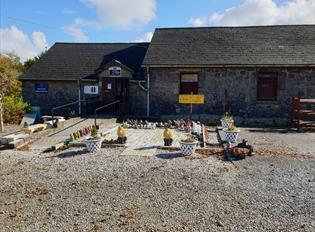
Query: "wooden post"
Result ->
[[190, 92, 193, 118], [0, 98, 3, 132], [202, 124, 206, 148]]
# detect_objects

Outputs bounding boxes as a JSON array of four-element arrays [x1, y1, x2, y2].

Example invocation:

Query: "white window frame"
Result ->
[[84, 86, 99, 94], [108, 66, 122, 77]]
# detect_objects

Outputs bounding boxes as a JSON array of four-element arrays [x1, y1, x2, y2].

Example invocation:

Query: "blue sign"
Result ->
[[35, 83, 48, 93]]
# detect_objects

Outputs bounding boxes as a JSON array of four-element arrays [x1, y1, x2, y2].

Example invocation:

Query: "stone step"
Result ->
[[0, 133, 29, 145]]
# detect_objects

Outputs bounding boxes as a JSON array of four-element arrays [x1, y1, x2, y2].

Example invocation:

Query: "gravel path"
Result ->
[[0, 147, 314, 231]]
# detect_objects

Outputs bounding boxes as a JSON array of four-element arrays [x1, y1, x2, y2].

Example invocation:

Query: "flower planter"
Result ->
[[223, 128, 240, 143], [179, 141, 198, 156], [84, 138, 103, 153], [220, 119, 234, 129]]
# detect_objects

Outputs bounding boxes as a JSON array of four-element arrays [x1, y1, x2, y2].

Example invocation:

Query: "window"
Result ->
[[108, 67, 121, 77], [84, 86, 99, 94], [257, 73, 278, 100], [180, 74, 198, 94]]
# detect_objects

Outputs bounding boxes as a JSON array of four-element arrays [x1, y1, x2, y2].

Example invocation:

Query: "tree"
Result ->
[[0, 53, 28, 131], [24, 51, 46, 70], [0, 71, 12, 131]]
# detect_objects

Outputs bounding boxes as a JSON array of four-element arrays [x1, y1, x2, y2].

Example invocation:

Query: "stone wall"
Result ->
[[22, 80, 100, 116], [128, 81, 147, 116], [149, 67, 315, 119]]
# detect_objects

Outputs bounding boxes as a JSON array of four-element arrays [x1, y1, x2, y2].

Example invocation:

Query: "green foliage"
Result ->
[[227, 124, 237, 131], [90, 126, 100, 139], [0, 53, 29, 124], [3, 96, 30, 124], [181, 134, 197, 143], [24, 52, 45, 70], [221, 112, 233, 122]]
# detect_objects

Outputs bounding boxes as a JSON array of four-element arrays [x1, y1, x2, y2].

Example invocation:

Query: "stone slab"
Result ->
[[8, 139, 25, 149], [20, 113, 37, 127], [0, 133, 29, 145]]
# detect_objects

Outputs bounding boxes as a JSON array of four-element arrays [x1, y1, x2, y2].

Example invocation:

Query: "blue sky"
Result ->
[[0, 0, 314, 60]]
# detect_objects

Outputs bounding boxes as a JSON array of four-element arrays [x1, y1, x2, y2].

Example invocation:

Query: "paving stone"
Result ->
[[105, 128, 191, 157]]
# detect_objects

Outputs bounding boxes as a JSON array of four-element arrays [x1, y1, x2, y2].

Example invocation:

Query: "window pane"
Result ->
[[181, 74, 198, 82], [109, 67, 121, 76], [257, 73, 278, 100], [180, 74, 199, 94]]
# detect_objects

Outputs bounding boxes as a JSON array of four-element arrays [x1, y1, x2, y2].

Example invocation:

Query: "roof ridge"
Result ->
[[156, 24, 315, 30], [54, 42, 150, 45]]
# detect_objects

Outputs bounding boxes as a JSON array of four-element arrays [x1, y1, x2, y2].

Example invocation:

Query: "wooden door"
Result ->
[[102, 78, 116, 104]]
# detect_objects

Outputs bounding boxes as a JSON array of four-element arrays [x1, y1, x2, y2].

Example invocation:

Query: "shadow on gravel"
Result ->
[[135, 146, 158, 151], [56, 149, 89, 158], [156, 152, 186, 159], [247, 128, 296, 134]]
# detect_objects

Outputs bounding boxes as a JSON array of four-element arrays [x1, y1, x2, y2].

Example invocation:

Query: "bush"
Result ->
[[3, 96, 30, 124]]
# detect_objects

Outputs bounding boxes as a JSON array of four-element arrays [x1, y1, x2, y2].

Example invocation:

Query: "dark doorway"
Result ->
[[102, 77, 129, 115]]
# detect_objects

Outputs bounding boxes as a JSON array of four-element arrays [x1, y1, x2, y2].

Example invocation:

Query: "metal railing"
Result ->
[[94, 100, 120, 126], [51, 101, 79, 127], [51, 96, 101, 128]]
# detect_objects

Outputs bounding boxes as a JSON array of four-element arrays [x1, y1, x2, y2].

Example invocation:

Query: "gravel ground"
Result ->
[[237, 128, 315, 159], [0, 124, 21, 137], [0, 146, 314, 232]]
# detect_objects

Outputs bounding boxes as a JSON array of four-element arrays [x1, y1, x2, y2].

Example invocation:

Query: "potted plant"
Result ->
[[220, 112, 234, 129], [223, 125, 240, 143], [84, 126, 103, 152], [179, 134, 198, 156]]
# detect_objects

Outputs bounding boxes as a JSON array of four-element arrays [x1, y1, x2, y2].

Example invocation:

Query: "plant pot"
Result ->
[[84, 138, 103, 153], [223, 128, 240, 143], [179, 141, 198, 156], [220, 119, 234, 129]]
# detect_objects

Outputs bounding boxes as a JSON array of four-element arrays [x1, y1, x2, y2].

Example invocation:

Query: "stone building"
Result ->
[[20, 25, 315, 124], [20, 43, 149, 115]]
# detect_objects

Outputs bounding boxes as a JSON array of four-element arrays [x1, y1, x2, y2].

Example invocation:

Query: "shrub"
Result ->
[[3, 96, 30, 124]]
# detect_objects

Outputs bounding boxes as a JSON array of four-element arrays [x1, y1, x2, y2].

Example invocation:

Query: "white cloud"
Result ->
[[188, 0, 315, 27], [81, 0, 156, 28], [62, 19, 89, 43], [188, 17, 209, 27], [32, 32, 48, 50], [133, 32, 153, 42], [0, 25, 48, 61]]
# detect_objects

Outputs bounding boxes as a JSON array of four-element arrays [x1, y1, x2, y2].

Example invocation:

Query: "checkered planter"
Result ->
[[220, 119, 234, 129], [85, 139, 103, 153], [223, 129, 240, 143], [179, 141, 198, 156]]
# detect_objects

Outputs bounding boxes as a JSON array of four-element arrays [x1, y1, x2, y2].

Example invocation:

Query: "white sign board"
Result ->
[[84, 86, 99, 94]]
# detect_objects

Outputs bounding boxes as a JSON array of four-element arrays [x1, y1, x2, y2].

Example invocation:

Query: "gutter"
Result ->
[[77, 79, 81, 115], [141, 64, 315, 68], [147, 66, 150, 117], [18, 78, 98, 82]]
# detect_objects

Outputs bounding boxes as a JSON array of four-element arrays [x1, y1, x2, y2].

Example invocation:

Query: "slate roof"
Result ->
[[20, 43, 150, 81], [143, 25, 315, 67]]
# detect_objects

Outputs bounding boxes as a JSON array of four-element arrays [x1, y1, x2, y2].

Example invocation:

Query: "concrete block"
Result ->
[[8, 139, 25, 149], [0, 133, 29, 145]]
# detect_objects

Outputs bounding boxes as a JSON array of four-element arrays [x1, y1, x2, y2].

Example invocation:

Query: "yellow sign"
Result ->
[[179, 94, 205, 104]]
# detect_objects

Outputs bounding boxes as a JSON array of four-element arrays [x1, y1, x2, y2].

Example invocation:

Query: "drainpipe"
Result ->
[[146, 66, 150, 117], [77, 79, 81, 115]]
